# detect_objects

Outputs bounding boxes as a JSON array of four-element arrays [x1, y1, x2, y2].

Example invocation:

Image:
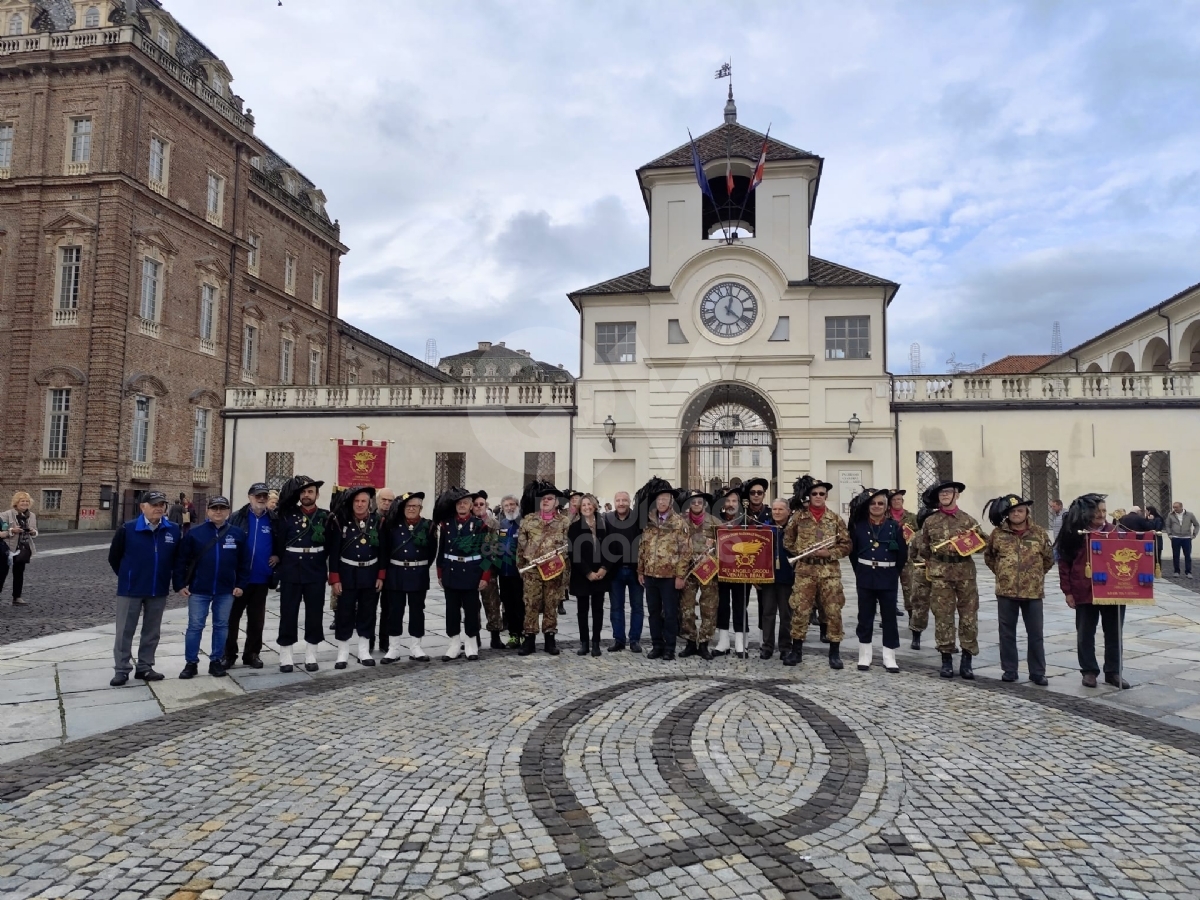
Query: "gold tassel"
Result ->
[[1084, 561, 1092, 579], [1155, 560, 1162, 579]]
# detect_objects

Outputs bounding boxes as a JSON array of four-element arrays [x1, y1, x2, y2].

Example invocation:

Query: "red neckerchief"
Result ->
[[810, 506, 826, 522], [457, 513, 471, 523], [890, 508, 905, 521], [540, 510, 555, 522], [939, 507, 958, 515], [689, 511, 706, 526]]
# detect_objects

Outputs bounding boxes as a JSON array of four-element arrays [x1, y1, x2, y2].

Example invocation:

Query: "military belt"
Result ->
[[858, 558, 896, 568], [341, 557, 378, 567], [799, 558, 837, 565], [389, 559, 427, 568], [286, 546, 322, 555], [445, 554, 482, 562]]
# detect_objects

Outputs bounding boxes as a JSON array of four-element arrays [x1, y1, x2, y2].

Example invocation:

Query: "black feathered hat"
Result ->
[[849, 486, 890, 527], [982, 494, 1033, 527], [677, 488, 713, 510], [278, 474, 324, 510], [334, 485, 375, 522], [635, 477, 676, 523], [433, 487, 472, 523], [384, 491, 425, 527], [1055, 493, 1107, 562], [921, 479, 966, 511], [788, 475, 832, 511], [520, 480, 562, 518]]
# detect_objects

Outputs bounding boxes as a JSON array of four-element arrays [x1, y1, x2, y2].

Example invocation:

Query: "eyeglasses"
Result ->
[[749, 489, 765, 495], [810, 491, 827, 497]]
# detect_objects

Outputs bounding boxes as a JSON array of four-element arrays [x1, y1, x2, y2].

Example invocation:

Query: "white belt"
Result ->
[[340, 557, 378, 567], [444, 554, 482, 562], [390, 559, 428, 568], [287, 546, 323, 554], [859, 558, 896, 568]]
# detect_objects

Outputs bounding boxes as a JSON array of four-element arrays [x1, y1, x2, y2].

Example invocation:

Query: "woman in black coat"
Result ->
[[568, 494, 610, 657]]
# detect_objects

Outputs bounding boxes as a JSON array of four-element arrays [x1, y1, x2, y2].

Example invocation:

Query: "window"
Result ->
[[667, 319, 688, 344], [1132, 451, 1171, 515], [210, 71, 225, 94], [731, 450, 742, 467], [1020, 451, 1060, 529], [199, 284, 216, 341], [42, 490, 62, 511], [242, 324, 258, 376], [825, 316, 870, 360], [148, 136, 168, 191], [0, 123, 13, 172], [246, 233, 260, 275], [69, 117, 91, 164], [265, 451, 294, 490], [284, 253, 297, 295], [46, 389, 70, 459], [58, 247, 81, 310], [751, 450, 761, 467], [131, 396, 151, 463], [347, 367, 358, 385], [434, 452, 466, 494], [139, 257, 161, 320], [769, 316, 790, 342], [595, 322, 636, 364], [7, 13, 22, 35], [193, 408, 210, 469], [280, 337, 294, 384], [916, 451, 953, 496], [523, 452, 556, 486], [308, 347, 321, 385], [312, 270, 324, 308], [206, 172, 224, 225], [84, 6, 100, 28], [155, 28, 171, 51]]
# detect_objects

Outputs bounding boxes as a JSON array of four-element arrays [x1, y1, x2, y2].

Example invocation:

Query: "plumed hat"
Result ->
[[333, 485, 375, 522], [921, 479, 966, 511], [848, 486, 890, 527], [520, 480, 562, 518], [982, 494, 1033, 527], [676, 488, 714, 509], [433, 487, 472, 524], [788, 475, 832, 512], [384, 491, 425, 527], [278, 474, 324, 511], [635, 477, 676, 523]]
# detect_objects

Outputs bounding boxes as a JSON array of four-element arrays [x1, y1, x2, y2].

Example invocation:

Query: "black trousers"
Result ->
[[445, 588, 481, 638], [644, 576, 680, 650], [384, 589, 427, 638], [1, 558, 26, 598], [499, 575, 525, 635], [718, 582, 749, 631], [333, 587, 378, 642], [375, 594, 388, 652], [575, 590, 605, 643], [855, 586, 900, 649], [1172, 538, 1193, 575], [997, 596, 1045, 678], [1076, 604, 1125, 675], [278, 581, 325, 646], [757, 583, 793, 651], [224, 582, 269, 662]]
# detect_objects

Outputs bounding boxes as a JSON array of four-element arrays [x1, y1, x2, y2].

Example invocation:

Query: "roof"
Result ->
[[438, 342, 574, 383], [638, 122, 818, 171], [973, 355, 1059, 375], [336, 321, 453, 383], [568, 267, 668, 300]]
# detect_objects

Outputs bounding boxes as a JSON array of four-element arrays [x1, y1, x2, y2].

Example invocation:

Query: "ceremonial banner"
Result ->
[[336, 439, 388, 489], [947, 528, 986, 557], [692, 554, 719, 586], [1087, 531, 1157, 606], [901, 523, 916, 543], [536, 554, 566, 582], [716, 526, 775, 584]]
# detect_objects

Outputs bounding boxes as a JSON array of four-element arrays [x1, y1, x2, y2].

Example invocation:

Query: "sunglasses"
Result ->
[[749, 489, 765, 495], [810, 491, 827, 497]]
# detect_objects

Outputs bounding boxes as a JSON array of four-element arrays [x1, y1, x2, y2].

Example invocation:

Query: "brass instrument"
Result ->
[[930, 526, 983, 553], [787, 537, 836, 564], [518, 544, 569, 574]]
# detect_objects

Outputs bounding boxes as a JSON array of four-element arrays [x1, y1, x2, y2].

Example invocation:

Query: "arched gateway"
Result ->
[[680, 382, 777, 495]]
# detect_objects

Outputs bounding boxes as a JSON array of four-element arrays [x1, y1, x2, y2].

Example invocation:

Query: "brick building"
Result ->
[[0, 0, 445, 529]]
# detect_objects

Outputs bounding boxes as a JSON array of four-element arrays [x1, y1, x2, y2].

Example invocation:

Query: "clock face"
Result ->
[[699, 282, 758, 339]]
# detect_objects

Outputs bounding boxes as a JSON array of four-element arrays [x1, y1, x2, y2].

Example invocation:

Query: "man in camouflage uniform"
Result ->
[[472, 491, 506, 649], [636, 478, 689, 661], [912, 479, 981, 679], [517, 483, 569, 656], [677, 490, 718, 660], [889, 489, 927, 649], [783, 478, 852, 669]]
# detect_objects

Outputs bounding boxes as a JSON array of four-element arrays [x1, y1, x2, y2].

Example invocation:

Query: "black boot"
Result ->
[[545, 633, 560, 656], [940, 652, 954, 678], [828, 642, 843, 670], [698, 641, 712, 661], [518, 634, 536, 656], [591, 640, 602, 657], [576, 641, 590, 656], [679, 640, 698, 658], [959, 651, 974, 680], [819, 623, 830, 644], [558, 600, 566, 614], [647, 645, 665, 660], [911, 631, 921, 650], [490, 630, 504, 650], [782, 645, 802, 667]]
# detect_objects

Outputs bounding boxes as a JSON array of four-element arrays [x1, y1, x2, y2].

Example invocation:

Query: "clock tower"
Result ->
[[570, 94, 900, 516]]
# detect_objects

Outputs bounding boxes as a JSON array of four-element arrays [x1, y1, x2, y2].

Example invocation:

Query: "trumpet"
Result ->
[[518, 544, 569, 574], [930, 527, 982, 553], [788, 537, 836, 564]]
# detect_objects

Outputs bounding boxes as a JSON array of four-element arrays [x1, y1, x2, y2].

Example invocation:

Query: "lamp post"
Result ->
[[603, 415, 616, 451], [847, 413, 861, 452], [719, 429, 736, 486]]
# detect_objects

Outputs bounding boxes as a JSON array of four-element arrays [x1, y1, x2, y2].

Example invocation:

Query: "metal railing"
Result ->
[[891, 372, 1194, 403]]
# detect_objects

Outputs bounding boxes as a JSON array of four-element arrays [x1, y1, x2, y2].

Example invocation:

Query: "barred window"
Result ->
[[265, 452, 294, 490], [825, 316, 870, 360], [523, 452, 555, 485], [42, 490, 62, 511], [916, 451, 953, 496], [435, 452, 466, 494], [596, 322, 636, 364]]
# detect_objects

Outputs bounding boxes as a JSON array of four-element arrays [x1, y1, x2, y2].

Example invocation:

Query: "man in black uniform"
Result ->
[[326, 485, 385, 668], [272, 475, 330, 673], [380, 491, 437, 662], [743, 477, 771, 525], [435, 487, 490, 661]]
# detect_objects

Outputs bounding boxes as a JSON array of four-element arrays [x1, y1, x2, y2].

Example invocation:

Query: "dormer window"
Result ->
[[210, 72, 225, 95], [281, 171, 298, 195], [156, 28, 171, 51], [7, 13, 23, 35], [84, 6, 100, 28]]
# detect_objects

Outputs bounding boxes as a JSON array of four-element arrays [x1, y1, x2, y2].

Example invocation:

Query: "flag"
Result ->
[[725, 156, 734, 196], [689, 130, 713, 199], [947, 529, 986, 557], [748, 127, 771, 192], [336, 439, 388, 489], [715, 62, 731, 79], [716, 526, 776, 584], [1087, 531, 1156, 605]]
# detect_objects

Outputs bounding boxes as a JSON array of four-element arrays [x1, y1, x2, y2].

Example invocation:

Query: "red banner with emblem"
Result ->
[[336, 439, 388, 489], [1087, 531, 1157, 606], [716, 526, 775, 584]]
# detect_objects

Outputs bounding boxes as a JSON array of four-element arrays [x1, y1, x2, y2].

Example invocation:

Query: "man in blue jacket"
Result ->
[[108, 490, 181, 687], [174, 497, 251, 679], [222, 483, 278, 669]]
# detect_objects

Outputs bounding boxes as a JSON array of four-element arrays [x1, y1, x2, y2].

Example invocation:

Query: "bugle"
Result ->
[[518, 544, 569, 574], [788, 537, 836, 564]]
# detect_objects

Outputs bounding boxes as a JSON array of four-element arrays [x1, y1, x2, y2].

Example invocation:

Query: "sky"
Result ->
[[170, 0, 1200, 374]]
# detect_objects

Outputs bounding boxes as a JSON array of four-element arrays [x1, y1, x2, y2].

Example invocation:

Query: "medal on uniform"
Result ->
[[360, 537, 367, 545]]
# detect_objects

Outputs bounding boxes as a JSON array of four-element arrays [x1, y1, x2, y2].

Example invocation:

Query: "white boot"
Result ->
[[716, 629, 730, 655], [410, 637, 429, 661], [304, 642, 319, 672], [278, 644, 294, 673], [358, 635, 375, 667], [464, 635, 479, 660], [858, 643, 873, 671], [882, 646, 899, 673], [442, 634, 462, 662], [383, 641, 404, 663], [335, 639, 350, 669], [734, 631, 745, 659]]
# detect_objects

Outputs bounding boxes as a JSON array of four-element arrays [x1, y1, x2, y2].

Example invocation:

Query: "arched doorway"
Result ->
[[680, 383, 778, 494]]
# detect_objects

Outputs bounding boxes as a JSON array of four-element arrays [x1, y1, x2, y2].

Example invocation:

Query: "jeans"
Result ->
[[1076, 603, 1125, 675], [224, 582, 269, 662], [644, 576, 680, 650], [1171, 537, 1193, 575], [185, 593, 235, 664], [997, 596, 1045, 678], [609, 565, 643, 643], [113, 595, 168, 676]]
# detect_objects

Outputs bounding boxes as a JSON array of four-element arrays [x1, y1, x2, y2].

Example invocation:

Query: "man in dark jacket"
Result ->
[[108, 490, 181, 686], [174, 497, 251, 679], [380, 491, 438, 662], [272, 475, 330, 673], [326, 485, 385, 668], [222, 483, 278, 669]]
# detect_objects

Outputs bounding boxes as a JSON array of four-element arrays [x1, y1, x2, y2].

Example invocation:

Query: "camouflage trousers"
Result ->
[[788, 566, 845, 643], [481, 579, 502, 633], [522, 573, 562, 635], [908, 565, 931, 633], [930, 576, 979, 656], [679, 575, 718, 643]]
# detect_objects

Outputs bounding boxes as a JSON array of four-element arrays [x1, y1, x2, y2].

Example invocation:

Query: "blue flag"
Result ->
[[689, 130, 713, 199]]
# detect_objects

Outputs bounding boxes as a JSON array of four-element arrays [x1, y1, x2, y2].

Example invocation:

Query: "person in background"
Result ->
[[1048, 499, 1064, 544], [1, 492, 38, 606], [168, 495, 186, 531], [848, 488, 907, 673], [223, 483, 278, 669], [604, 491, 643, 653], [107, 490, 180, 686], [568, 494, 610, 657], [676, 489, 718, 661], [1145, 505, 1165, 568], [1167, 501, 1199, 578], [267, 490, 279, 512], [373, 488, 396, 655], [473, 490, 506, 649], [636, 478, 689, 662], [495, 494, 526, 648], [757, 499, 795, 660]]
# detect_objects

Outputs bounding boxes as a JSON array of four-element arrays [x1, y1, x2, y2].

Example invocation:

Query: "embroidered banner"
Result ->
[[337, 439, 388, 489], [1087, 531, 1156, 606], [716, 526, 775, 584]]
